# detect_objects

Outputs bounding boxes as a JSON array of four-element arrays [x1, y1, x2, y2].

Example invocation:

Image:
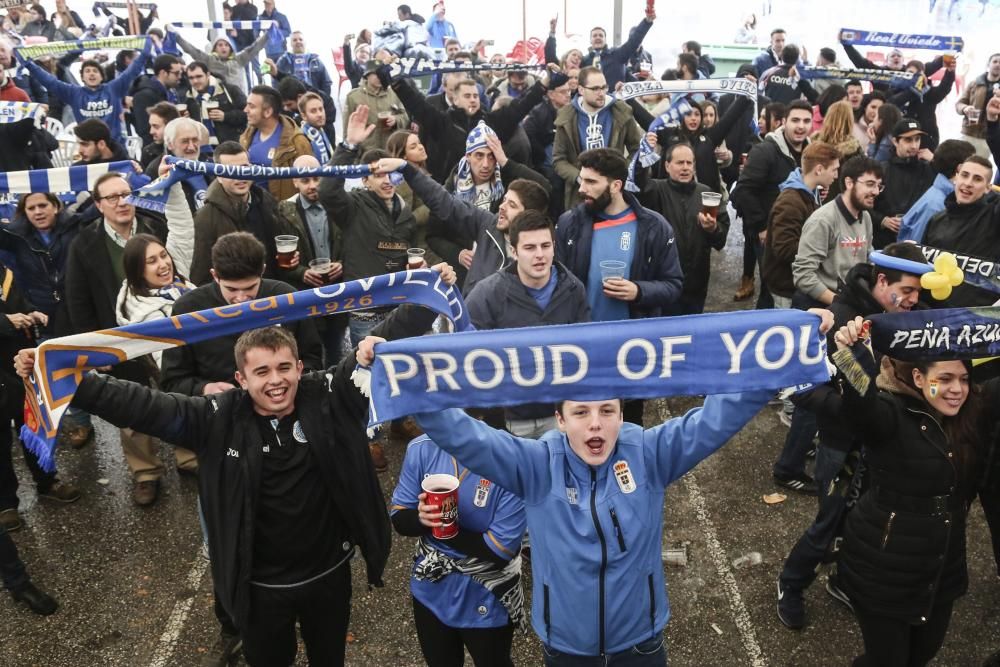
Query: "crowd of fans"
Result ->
[[1, 1, 1000, 666]]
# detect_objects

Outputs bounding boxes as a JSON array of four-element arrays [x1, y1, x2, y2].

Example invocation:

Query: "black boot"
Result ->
[[11, 582, 58, 615]]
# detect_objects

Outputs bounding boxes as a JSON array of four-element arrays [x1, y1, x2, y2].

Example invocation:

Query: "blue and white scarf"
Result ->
[[386, 58, 545, 81], [129, 157, 405, 213], [22, 268, 470, 471], [839, 27, 964, 53], [0, 161, 148, 195], [168, 21, 276, 30], [362, 309, 830, 427], [624, 99, 693, 193], [454, 121, 503, 205], [0, 101, 45, 125], [303, 124, 333, 164]]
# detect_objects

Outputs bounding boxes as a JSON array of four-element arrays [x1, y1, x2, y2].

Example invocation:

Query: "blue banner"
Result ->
[[22, 269, 470, 471], [839, 28, 963, 52], [366, 309, 830, 426], [869, 307, 1000, 361]]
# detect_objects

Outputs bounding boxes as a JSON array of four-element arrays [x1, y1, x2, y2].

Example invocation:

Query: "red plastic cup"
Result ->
[[421, 473, 460, 539]]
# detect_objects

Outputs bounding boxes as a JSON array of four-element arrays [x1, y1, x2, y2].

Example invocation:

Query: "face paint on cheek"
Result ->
[[890, 292, 899, 307], [929, 380, 938, 398]]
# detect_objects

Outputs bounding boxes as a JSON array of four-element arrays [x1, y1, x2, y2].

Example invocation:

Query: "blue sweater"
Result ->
[[19, 46, 148, 140], [415, 390, 771, 656]]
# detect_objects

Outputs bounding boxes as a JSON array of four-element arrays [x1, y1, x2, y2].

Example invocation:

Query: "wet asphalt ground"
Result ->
[[2, 218, 999, 667]]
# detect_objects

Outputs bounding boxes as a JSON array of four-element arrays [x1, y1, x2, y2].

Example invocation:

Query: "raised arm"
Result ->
[[234, 30, 269, 66]]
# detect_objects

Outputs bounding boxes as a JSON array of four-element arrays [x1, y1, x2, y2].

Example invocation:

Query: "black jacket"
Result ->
[[392, 77, 545, 182], [132, 76, 173, 146], [159, 279, 324, 396], [72, 304, 436, 630], [0, 211, 85, 337], [318, 145, 417, 282], [0, 264, 36, 417], [732, 130, 804, 234], [636, 176, 728, 302], [64, 213, 168, 333], [185, 80, 248, 144], [887, 69, 955, 149], [872, 154, 936, 248], [842, 43, 943, 92], [923, 191, 1000, 307], [521, 99, 559, 171], [761, 64, 818, 105], [832, 346, 994, 621], [555, 192, 684, 318]]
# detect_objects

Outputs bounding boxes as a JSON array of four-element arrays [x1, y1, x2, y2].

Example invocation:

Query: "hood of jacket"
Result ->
[[875, 355, 924, 402], [778, 167, 820, 200], [765, 128, 804, 162]]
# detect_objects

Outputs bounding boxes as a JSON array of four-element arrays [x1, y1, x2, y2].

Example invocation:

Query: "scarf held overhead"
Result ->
[[15, 35, 149, 59], [798, 66, 926, 96], [386, 58, 545, 80], [365, 309, 829, 427], [22, 269, 471, 471], [0, 161, 147, 195], [128, 157, 405, 212], [839, 27, 964, 52]]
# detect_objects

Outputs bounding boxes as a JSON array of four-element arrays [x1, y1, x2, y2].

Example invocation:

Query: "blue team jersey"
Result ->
[[247, 129, 282, 189], [587, 208, 637, 322], [391, 437, 526, 628]]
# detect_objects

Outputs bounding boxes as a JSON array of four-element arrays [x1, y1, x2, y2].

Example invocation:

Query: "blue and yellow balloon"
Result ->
[[920, 252, 964, 300]]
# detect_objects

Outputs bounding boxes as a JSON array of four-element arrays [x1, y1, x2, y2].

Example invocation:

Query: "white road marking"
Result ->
[[148, 551, 210, 667], [682, 472, 767, 667]]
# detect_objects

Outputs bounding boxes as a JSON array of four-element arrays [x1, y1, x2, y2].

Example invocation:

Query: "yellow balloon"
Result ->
[[921, 273, 949, 290], [931, 286, 952, 300], [948, 267, 963, 286], [935, 253, 958, 272]]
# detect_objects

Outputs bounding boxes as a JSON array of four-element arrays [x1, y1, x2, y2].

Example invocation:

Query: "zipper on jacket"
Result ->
[[590, 469, 608, 655], [647, 573, 656, 633], [543, 584, 551, 640], [881, 511, 896, 550], [609, 506, 627, 552]]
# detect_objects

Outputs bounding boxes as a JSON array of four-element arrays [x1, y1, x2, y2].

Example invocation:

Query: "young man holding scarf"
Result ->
[[184, 60, 247, 145], [357, 307, 834, 665], [583, 4, 655, 90], [15, 39, 150, 141], [14, 278, 457, 666]]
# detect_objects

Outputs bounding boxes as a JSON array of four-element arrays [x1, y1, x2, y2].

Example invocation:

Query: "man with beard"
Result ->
[[792, 155, 881, 307], [552, 67, 643, 211], [752, 28, 786, 76], [870, 119, 936, 249], [635, 142, 729, 315], [732, 99, 812, 308], [555, 148, 682, 424], [777, 243, 926, 630]]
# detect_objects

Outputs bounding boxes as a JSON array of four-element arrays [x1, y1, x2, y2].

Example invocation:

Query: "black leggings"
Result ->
[[852, 600, 954, 667], [412, 597, 514, 667]]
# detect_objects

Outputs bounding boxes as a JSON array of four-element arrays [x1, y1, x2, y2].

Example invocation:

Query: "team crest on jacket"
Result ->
[[613, 460, 636, 493], [620, 231, 632, 251], [292, 420, 307, 443], [566, 486, 578, 504], [474, 479, 492, 507]]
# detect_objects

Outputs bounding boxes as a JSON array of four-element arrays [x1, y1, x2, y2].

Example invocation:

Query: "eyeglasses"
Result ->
[[855, 179, 885, 192], [97, 192, 132, 205], [582, 85, 609, 92]]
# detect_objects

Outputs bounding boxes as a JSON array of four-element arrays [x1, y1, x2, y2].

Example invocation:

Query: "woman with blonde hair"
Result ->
[[814, 100, 862, 198]]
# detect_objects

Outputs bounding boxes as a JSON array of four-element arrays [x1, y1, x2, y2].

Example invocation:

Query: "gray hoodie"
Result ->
[[792, 196, 872, 300]]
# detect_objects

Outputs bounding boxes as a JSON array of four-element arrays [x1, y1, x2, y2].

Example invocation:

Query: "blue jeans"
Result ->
[[542, 636, 666, 666], [348, 313, 388, 349], [0, 524, 28, 591], [773, 406, 817, 480], [779, 444, 851, 591]]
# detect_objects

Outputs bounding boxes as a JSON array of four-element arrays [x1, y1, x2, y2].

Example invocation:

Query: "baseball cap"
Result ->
[[891, 118, 926, 138]]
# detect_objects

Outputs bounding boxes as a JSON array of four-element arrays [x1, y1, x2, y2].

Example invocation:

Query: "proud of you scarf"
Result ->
[[22, 268, 470, 471]]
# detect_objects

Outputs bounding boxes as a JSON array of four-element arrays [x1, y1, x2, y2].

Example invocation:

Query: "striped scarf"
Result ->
[[0, 161, 148, 195], [413, 537, 526, 631], [0, 101, 45, 125], [168, 21, 275, 30]]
